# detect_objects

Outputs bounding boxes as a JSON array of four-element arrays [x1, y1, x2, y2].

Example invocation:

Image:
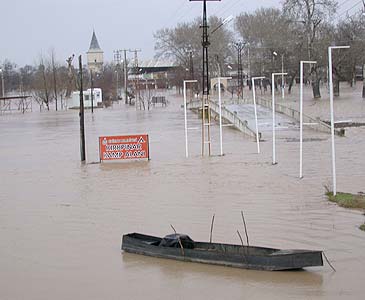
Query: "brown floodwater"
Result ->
[[1, 90, 364, 300]]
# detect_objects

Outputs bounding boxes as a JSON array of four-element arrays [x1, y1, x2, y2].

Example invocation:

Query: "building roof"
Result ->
[[138, 58, 177, 68], [88, 30, 102, 51]]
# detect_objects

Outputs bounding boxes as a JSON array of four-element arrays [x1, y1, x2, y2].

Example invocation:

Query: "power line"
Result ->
[[337, 0, 356, 8], [335, 0, 362, 19]]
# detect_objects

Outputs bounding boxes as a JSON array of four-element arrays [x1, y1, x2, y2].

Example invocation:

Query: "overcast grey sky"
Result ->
[[1, 0, 362, 66]]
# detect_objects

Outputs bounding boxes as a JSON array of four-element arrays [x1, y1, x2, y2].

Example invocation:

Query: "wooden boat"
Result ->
[[121, 233, 323, 271]]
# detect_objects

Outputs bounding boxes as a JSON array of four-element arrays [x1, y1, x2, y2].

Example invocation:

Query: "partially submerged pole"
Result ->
[[299, 61, 317, 179], [209, 214, 215, 243], [271, 72, 287, 164], [183, 80, 198, 158], [328, 46, 349, 196], [241, 211, 250, 246], [79, 55, 86, 162], [251, 76, 265, 154]]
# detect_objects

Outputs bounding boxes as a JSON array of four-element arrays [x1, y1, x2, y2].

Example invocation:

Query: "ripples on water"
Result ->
[[0, 97, 364, 299]]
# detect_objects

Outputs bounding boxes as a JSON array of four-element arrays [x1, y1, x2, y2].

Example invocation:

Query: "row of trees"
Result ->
[[154, 0, 365, 98], [1, 52, 119, 111]]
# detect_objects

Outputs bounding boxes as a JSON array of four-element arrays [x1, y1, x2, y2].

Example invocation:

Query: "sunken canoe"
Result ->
[[121, 233, 323, 271]]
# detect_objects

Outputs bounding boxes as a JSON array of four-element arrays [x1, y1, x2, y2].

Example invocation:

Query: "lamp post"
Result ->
[[217, 77, 232, 156], [328, 45, 350, 195], [183, 80, 198, 158], [251, 76, 265, 154], [271, 72, 287, 165], [299, 60, 317, 179], [272, 51, 285, 99]]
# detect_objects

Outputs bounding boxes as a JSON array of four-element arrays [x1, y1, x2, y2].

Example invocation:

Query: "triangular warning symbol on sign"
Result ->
[[138, 136, 145, 143]]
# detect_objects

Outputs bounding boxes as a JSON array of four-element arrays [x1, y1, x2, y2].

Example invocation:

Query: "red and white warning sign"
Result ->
[[99, 134, 149, 161]]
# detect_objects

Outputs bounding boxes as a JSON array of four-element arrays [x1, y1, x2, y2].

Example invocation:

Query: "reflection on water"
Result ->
[[0, 95, 364, 300], [122, 252, 324, 286]]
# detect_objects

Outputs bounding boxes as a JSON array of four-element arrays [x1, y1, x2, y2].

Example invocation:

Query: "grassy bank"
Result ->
[[325, 191, 365, 210], [325, 188, 365, 231]]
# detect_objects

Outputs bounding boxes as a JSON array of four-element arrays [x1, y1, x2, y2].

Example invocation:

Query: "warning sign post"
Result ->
[[99, 134, 149, 162]]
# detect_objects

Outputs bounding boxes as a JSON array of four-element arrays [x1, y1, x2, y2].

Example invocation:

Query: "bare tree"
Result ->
[[32, 55, 51, 111], [283, 0, 337, 98], [154, 16, 233, 90], [334, 12, 365, 97]]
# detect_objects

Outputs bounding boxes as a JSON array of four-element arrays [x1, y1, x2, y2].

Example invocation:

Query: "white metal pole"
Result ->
[[252, 76, 265, 154], [218, 77, 223, 156], [328, 46, 349, 196], [328, 47, 336, 196], [300, 61, 304, 179], [183, 80, 198, 158], [272, 72, 287, 165], [183, 81, 189, 158], [299, 60, 317, 179], [281, 54, 284, 99], [272, 73, 276, 164]]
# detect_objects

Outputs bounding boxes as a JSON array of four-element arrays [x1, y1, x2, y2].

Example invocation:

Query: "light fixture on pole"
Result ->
[[271, 72, 287, 165], [299, 60, 317, 179], [251, 76, 265, 154], [328, 45, 350, 195]]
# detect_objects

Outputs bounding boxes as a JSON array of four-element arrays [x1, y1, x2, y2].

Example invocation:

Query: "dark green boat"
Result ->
[[121, 233, 323, 271]]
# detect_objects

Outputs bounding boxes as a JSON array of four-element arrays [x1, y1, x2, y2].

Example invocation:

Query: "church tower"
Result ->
[[87, 30, 104, 73]]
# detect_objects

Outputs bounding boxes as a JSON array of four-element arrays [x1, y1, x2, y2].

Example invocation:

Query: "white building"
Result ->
[[87, 30, 103, 73], [67, 88, 103, 109]]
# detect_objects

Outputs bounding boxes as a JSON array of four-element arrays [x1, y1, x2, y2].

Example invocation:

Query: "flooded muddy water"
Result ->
[[0, 90, 364, 299]]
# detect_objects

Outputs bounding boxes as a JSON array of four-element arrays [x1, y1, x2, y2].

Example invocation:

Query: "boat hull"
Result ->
[[121, 233, 323, 271]]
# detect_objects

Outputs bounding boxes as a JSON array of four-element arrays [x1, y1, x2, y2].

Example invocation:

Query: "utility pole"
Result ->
[[79, 55, 86, 162], [190, 0, 220, 156], [233, 41, 244, 99], [123, 50, 129, 104], [113, 50, 122, 101], [129, 49, 142, 109]]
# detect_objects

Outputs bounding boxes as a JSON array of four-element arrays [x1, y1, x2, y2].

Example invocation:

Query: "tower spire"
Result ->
[[89, 30, 101, 50]]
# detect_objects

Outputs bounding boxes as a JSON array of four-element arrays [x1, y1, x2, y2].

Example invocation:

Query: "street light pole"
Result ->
[[217, 76, 232, 156], [271, 72, 287, 165], [183, 80, 198, 158], [252, 76, 265, 154], [328, 45, 350, 195], [281, 54, 285, 99], [299, 60, 317, 179]]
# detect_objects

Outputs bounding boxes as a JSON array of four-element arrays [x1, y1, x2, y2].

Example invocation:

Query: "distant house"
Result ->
[[67, 88, 103, 109], [87, 30, 104, 73]]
